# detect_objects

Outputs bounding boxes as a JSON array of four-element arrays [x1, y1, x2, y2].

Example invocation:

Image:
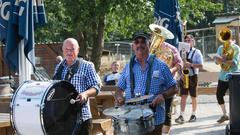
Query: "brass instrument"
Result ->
[[181, 50, 189, 89], [218, 28, 234, 71], [149, 24, 174, 67]]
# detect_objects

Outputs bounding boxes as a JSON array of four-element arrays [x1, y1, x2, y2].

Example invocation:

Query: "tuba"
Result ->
[[218, 28, 234, 71], [149, 24, 174, 67]]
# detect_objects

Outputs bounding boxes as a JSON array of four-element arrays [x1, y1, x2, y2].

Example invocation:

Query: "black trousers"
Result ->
[[164, 97, 174, 126], [216, 80, 229, 105], [72, 119, 92, 135]]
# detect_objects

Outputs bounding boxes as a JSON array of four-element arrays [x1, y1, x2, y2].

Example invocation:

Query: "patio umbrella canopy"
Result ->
[[154, 0, 182, 47], [0, 0, 47, 84]]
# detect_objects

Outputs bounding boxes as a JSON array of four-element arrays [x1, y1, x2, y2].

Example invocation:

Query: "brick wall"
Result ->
[[35, 42, 63, 77], [0, 43, 112, 78]]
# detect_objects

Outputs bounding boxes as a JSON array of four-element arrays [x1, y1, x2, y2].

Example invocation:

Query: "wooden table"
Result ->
[[96, 91, 115, 109], [101, 85, 118, 91], [0, 96, 11, 113], [0, 113, 14, 135]]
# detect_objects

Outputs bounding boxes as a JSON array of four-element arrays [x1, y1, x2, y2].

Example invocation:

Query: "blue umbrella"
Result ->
[[0, 0, 11, 42], [154, 0, 182, 48], [0, 0, 47, 83]]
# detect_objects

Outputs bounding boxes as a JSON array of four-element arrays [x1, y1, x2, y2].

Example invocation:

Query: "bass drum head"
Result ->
[[43, 81, 78, 135]]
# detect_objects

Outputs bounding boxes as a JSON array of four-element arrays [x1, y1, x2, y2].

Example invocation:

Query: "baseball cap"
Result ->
[[132, 31, 151, 40]]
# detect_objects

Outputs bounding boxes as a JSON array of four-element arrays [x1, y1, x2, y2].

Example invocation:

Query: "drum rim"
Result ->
[[40, 80, 78, 134], [10, 80, 69, 134], [40, 80, 61, 135], [10, 80, 34, 134], [116, 108, 153, 120]]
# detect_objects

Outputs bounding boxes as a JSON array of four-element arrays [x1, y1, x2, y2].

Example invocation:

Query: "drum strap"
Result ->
[[53, 58, 82, 81], [130, 54, 155, 98]]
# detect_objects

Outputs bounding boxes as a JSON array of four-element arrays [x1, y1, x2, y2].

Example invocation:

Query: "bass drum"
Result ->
[[10, 80, 79, 135]]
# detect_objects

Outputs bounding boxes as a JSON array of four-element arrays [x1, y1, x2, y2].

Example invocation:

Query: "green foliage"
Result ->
[[36, 0, 226, 42], [179, 0, 223, 27], [34, 0, 238, 71], [35, 0, 71, 42], [105, 0, 155, 41]]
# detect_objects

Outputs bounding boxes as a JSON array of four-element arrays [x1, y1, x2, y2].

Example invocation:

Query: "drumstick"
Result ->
[[110, 90, 120, 105], [70, 99, 80, 104]]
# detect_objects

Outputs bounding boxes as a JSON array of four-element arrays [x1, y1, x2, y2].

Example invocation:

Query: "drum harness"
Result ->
[[130, 54, 156, 112], [53, 58, 85, 135]]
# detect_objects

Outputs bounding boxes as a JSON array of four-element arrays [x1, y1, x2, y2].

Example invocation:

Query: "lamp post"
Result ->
[[115, 43, 120, 56], [129, 43, 133, 56]]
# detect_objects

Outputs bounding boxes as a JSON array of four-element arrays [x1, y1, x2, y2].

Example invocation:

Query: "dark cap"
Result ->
[[132, 31, 151, 40]]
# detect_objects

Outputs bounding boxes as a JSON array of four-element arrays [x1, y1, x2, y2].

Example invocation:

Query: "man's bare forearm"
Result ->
[[162, 85, 177, 99]]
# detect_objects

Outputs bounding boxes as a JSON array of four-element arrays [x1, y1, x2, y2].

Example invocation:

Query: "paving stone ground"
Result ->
[[170, 95, 229, 135]]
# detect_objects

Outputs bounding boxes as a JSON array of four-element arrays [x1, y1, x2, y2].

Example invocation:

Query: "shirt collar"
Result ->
[[134, 54, 152, 65], [62, 59, 77, 68]]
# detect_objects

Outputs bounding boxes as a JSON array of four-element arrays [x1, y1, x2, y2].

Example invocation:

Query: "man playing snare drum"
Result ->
[[53, 38, 101, 135], [115, 32, 177, 135]]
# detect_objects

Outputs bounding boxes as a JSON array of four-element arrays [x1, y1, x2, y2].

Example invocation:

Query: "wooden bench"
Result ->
[[90, 97, 112, 135], [0, 113, 14, 135], [101, 86, 117, 91], [0, 96, 11, 113], [198, 72, 218, 87], [197, 72, 219, 95]]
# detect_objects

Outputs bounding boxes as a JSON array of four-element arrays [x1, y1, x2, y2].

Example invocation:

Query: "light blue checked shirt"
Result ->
[[54, 59, 101, 121], [118, 55, 176, 125]]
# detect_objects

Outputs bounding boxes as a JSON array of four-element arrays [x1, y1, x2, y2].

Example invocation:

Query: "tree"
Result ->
[[178, 0, 223, 28], [36, 0, 225, 71]]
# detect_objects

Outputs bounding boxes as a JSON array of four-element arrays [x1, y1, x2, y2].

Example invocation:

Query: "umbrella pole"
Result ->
[[19, 40, 32, 85]]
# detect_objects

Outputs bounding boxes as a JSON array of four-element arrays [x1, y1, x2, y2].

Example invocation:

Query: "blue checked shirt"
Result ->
[[54, 59, 101, 121], [118, 55, 176, 125]]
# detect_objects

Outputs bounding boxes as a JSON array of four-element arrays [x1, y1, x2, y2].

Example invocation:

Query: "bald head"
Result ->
[[62, 38, 79, 50], [62, 38, 80, 66]]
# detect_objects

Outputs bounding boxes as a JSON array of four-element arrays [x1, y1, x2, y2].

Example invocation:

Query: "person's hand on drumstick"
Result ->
[[115, 88, 125, 106], [115, 96, 125, 106], [76, 92, 88, 104]]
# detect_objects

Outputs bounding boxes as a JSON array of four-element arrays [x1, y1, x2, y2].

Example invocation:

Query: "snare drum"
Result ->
[[113, 106, 155, 135], [10, 80, 78, 135]]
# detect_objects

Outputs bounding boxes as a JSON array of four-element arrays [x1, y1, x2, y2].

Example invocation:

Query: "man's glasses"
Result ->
[[64, 48, 75, 52]]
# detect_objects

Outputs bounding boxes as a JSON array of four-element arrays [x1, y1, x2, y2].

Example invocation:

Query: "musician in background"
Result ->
[[115, 31, 178, 135], [175, 34, 203, 124], [214, 28, 240, 123], [53, 38, 101, 135], [161, 42, 182, 135], [148, 24, 183, 135], [104, 61, 121, 85]]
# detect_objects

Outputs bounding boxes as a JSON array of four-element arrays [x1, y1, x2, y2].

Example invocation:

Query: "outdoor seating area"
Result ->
[[0, 86, 117, 135]]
